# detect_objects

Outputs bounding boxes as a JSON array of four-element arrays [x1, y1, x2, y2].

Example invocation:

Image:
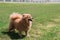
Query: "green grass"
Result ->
[[0, 3, 60, 40]]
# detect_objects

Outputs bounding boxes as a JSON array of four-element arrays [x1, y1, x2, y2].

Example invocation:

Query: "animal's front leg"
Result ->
[[25, 30, 30, 37]]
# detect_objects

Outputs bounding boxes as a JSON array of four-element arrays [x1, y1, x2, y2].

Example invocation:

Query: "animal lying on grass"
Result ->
[[9, 13, 32, 37]]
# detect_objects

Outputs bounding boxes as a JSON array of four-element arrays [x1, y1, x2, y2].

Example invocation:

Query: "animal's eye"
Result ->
[[28, 19, 31, 20]]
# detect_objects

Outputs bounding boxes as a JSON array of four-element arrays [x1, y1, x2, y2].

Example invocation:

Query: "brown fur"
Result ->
[[9, 13, 32, 37]]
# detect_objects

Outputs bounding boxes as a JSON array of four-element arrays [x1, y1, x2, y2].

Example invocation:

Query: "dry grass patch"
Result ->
[[46, 22, 56, 28], [53, 18, 60, 22], [31, 29, 42, 38], [56, 32, 60, 35], [52, 16, 60, 22]]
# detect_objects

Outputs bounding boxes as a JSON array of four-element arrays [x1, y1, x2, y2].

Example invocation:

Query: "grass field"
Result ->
[[0, 3, 60, 40]]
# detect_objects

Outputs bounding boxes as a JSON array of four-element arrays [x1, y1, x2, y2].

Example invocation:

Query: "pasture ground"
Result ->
[[0, 3, 60, 40]]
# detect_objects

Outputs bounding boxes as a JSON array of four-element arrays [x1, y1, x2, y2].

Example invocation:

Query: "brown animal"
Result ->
[[9, 12, 32, 37]]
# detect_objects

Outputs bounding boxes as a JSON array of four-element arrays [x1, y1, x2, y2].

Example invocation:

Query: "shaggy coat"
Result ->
[[9, 13, 32, 36]]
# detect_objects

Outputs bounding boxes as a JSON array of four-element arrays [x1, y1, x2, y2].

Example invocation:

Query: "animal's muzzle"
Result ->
[[28, 19, 32, 21]]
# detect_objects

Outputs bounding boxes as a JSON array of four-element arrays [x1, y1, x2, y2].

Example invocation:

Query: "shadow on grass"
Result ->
[[2, 31, 26, 39]]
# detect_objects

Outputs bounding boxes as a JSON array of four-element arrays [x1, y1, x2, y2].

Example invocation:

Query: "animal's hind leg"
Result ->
[[8, 21, 15, 32]]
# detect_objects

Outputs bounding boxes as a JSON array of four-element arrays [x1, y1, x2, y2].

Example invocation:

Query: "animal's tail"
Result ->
[[10, 12, 22, 21]]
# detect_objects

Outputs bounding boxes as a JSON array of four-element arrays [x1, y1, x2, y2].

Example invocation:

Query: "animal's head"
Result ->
[[23, 14, 33, 22]]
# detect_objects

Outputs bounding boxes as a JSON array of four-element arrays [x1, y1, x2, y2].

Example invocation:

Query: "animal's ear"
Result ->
[[22, 14, 26, 19], [22, 14, 29, 19], [22, 14, 24, 17]]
